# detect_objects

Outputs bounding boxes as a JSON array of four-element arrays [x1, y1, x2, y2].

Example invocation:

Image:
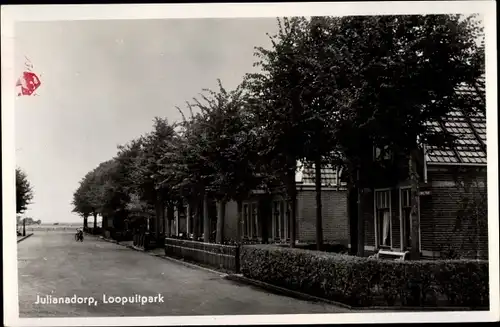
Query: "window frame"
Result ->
[[374, 145, 392, 161], [399, 186, 422, 252], [251, 202, 259, 238], [271, 199, 287, 242], [243, 201, 259, 239], [374, 188, 392, 249], [243, 203, 250, 238]]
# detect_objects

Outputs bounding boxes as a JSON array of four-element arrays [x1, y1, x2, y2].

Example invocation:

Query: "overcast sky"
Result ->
[[14, 18, 278, 223]]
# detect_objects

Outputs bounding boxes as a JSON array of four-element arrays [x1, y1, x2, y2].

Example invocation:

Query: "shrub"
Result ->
[[277, 243, 349, 254], [240, 245, 489, 308]]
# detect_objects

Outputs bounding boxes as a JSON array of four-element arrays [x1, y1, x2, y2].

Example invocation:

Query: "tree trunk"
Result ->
[[196, 202, 203, 241], [287, 174, 298, 248], [284, 157, 298, 248], [162, 205, 166, 234], [315, 157, 323, 250], [166, 204, 174, 237], [236, 199, 243, 243], [192, 201, 199, 241], [155, 199, 163, 243], [102, 215, 108, 236], [216, 200, 226, 244], [186, 202, 192, 238], [83, 215, 88, 229], [348, 185, 359, 255], [260, 197, 270, 244], [203, 194, 210, 243], [356, 169, 365, 257], [160, 203, 165, 241], [23, 218, 26, 236], [409, 149, 421, 260], [290, 194, 298, 248], [176, 202, 183, 236]]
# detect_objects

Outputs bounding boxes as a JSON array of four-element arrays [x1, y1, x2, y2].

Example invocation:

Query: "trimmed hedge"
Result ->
[[240, 245, 489, 308], [277, 243, 349, 254]]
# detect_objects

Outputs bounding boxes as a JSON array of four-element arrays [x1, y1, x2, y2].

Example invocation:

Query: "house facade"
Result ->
[[171, 164, 350, 246], [361, 83, 487, 259], [167, 82, 487, 259]]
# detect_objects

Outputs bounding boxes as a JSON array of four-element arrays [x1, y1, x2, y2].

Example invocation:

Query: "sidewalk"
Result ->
[[98, 237, 163, 255], [19, 231, 353, 317], [84, 234, 481, 312], [92, 236, 383, 311], [94, 235, 227, 275]]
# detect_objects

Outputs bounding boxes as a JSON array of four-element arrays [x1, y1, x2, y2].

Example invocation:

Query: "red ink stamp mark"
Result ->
[[16, 57, 41, 96]]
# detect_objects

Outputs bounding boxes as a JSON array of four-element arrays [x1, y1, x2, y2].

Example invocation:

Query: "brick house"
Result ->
[[168, 82, 487, 259], [360, 82, 487, 259], [171, 163, 349, 245]]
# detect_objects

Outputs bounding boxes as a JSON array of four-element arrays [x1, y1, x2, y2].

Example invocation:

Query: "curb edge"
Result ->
[[224, 275, 487, 312], [96, 236, 226, 276], [224, 274, 354, 310], [17, 233, 34, 243]]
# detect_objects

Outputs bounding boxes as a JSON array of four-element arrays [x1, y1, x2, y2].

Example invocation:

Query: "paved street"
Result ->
[[18, 231, 352, 317]]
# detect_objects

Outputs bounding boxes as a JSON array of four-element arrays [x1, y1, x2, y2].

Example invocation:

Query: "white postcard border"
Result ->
[[2, 1, 498, 326]]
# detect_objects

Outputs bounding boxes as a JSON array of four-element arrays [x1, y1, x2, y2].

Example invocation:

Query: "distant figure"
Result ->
[[75, 228, 84, 242]]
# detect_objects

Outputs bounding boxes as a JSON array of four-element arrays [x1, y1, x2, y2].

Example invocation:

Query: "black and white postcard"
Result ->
[[2, 2, 498, 326]]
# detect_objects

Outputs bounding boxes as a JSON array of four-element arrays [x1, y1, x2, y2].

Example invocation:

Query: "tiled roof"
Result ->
[[425, 80, 486, 166], [296, 161, 345, 186]]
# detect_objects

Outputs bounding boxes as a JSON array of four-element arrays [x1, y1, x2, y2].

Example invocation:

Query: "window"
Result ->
[[271, 200, 294, 241], [375, 190, 391, 247], [337, 167, 348, 186], [374, 145, 392, 160], [401, 188, 419, 250], [178, 205, 187, 234], [272, 200, 287, 241], [273, 201, 280, 239], [243, 202, 259, 239], [251, 203, 259, 238]]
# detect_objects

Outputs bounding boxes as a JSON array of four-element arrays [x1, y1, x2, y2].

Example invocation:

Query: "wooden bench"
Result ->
[[369, 249, 410, 261]]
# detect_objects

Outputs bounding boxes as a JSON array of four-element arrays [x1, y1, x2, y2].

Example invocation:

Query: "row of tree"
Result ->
[[72, 15, 484, 258], [16, 167, 34, 237], [16, 168, 33, 215], [16, 216, 41, 225]]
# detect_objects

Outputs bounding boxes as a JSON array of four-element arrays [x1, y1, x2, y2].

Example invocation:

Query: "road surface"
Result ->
[[18, 231, 352, 317]]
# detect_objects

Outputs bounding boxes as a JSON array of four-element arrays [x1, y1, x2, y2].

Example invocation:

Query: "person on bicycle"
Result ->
[[76, 228, 83, 239]]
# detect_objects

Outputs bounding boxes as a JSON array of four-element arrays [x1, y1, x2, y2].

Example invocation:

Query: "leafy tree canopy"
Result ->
[[16, 168, 33, 214]]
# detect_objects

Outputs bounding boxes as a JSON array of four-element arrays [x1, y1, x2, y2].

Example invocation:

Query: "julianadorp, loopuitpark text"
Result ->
[[34, 293, 165, 306]]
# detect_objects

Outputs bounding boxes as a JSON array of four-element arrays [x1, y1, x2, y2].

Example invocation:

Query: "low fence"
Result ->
[[132, 232, 161, 250], [164, 238, 240, 273], [133, 232, 151, 250]]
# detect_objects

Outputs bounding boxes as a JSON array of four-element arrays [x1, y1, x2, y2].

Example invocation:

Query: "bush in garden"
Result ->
[[278, 243, 349, 254], [240, 245, 489, 308]]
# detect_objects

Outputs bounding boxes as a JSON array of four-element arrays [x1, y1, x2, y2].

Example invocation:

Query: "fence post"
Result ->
[[235, 245, 240, 273]]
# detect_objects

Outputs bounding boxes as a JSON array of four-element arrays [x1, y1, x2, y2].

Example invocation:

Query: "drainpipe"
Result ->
[[423, 145, 428, 184]]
